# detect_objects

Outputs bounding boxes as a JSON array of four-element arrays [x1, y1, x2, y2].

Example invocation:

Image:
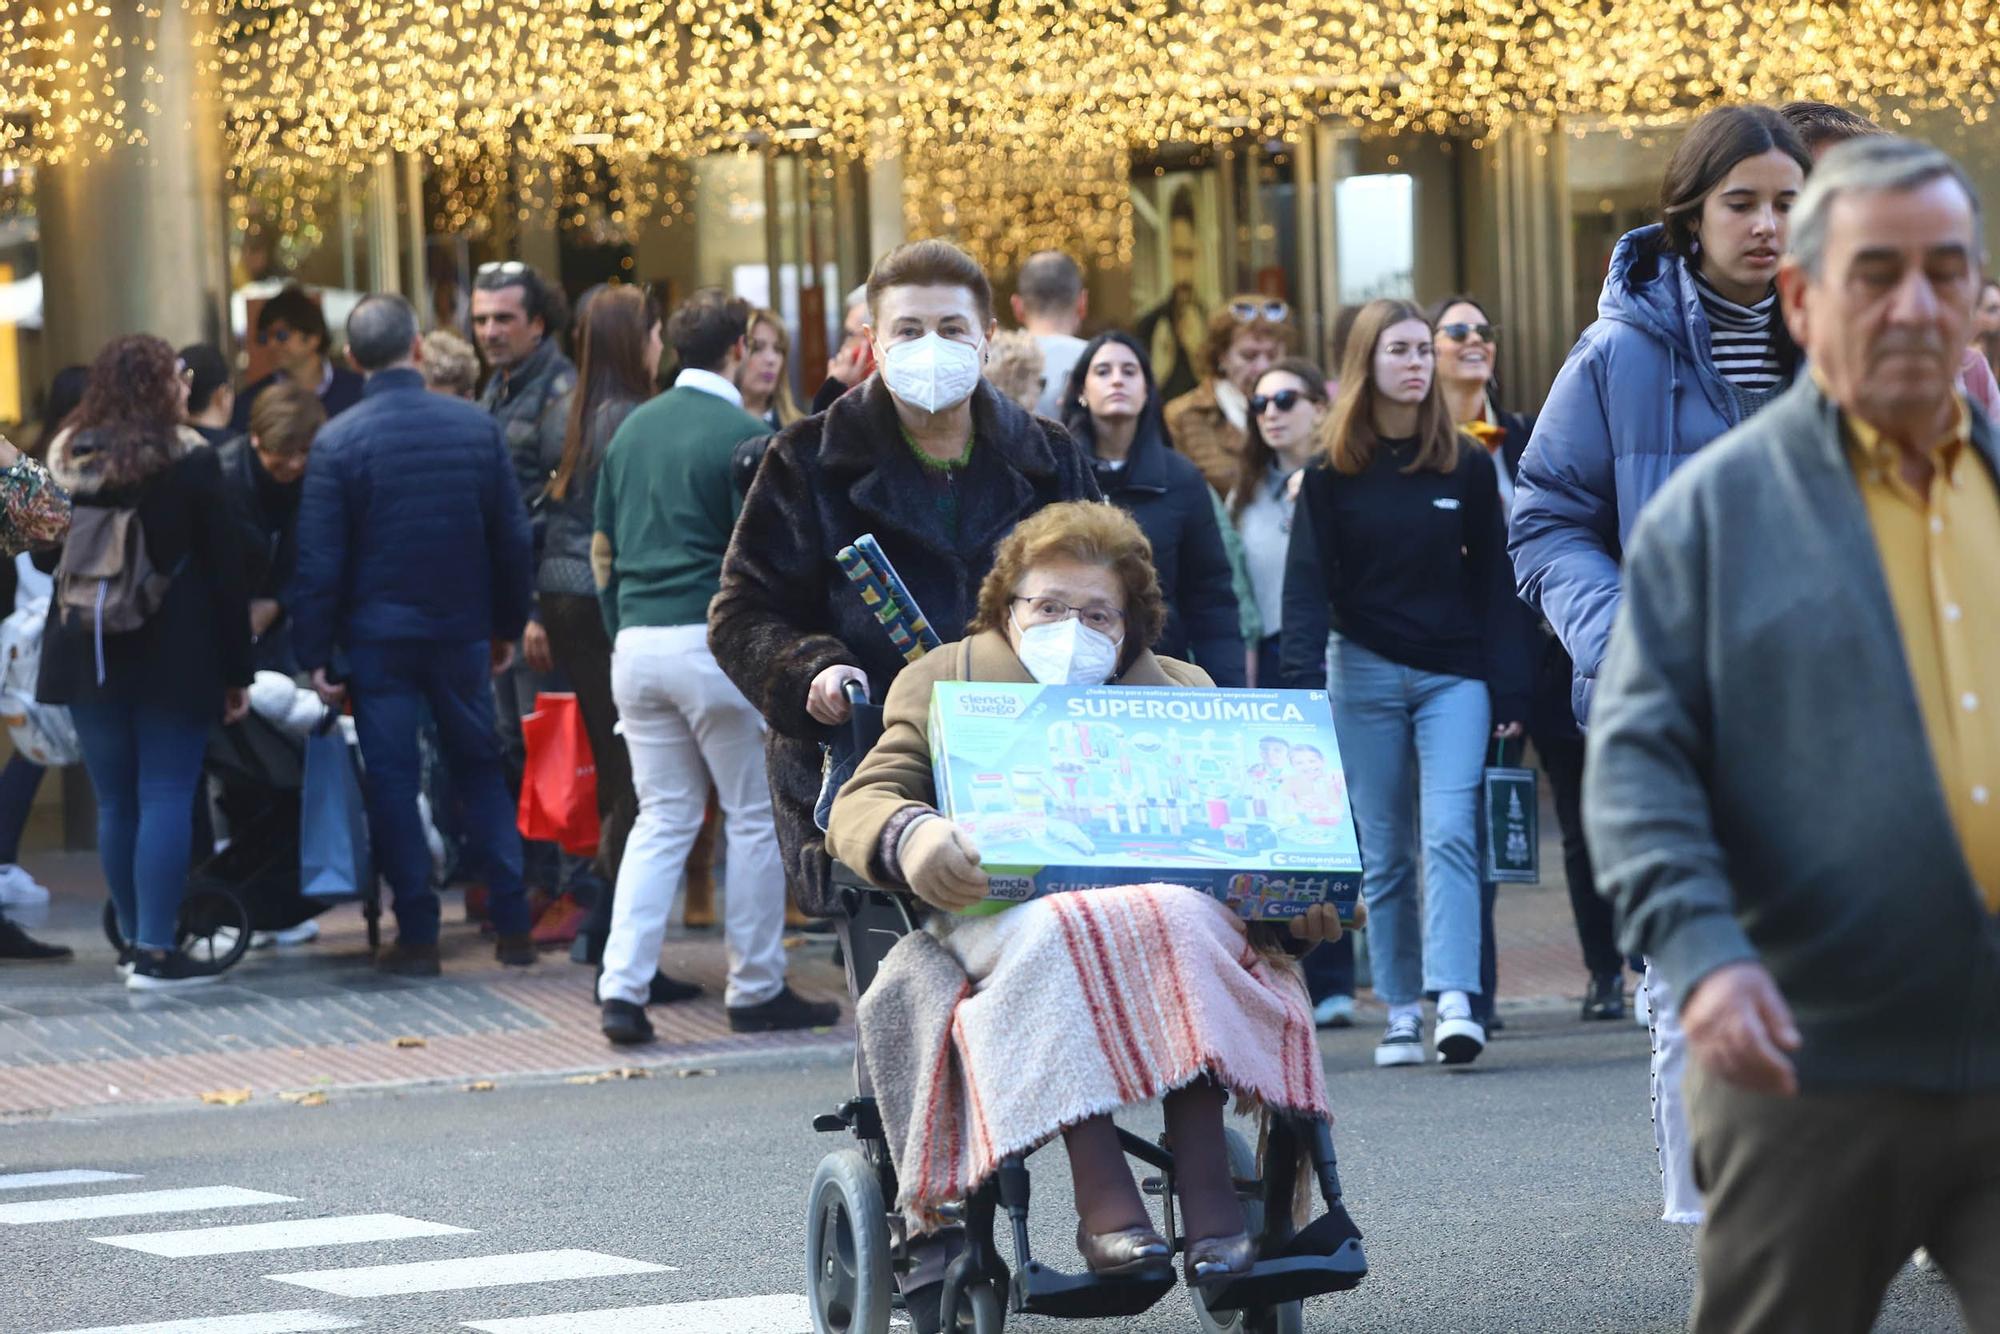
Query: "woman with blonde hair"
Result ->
[[1280, 298, 1529, 1070], [737, 308, 805, 430]]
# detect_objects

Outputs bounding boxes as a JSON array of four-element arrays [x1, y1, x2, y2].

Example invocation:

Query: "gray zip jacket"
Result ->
[[1585, 377, 2000, 1093]]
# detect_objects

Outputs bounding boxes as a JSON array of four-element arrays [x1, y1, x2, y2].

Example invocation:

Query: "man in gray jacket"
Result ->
[[1587, 135, 1999, 1331]]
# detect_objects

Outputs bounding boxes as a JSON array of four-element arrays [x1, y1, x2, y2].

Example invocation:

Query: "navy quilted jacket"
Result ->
[[288, 368, 534, 668]]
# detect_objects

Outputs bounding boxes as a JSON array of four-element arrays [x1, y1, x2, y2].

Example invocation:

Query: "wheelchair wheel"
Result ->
[[953, 1280, 1003, 1333], [806, 1148, 894, 1334], [1188, 1128, 1303, 1334], [101, 888, 252, 974]]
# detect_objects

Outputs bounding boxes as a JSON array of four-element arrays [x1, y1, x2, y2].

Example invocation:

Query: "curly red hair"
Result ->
[[67, 335, 186, 467]]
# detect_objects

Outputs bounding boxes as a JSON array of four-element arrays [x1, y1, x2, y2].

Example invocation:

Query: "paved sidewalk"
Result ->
[[0, 782, 1605, 1118]]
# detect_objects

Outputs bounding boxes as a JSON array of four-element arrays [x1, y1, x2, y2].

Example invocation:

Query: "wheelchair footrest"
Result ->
[[1197, 1241, 1369, 1312], [1012, 1258, 1177, 1319]]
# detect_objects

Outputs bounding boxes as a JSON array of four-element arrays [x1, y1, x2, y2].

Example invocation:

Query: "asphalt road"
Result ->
[[0, 1012, 1964, 1333]]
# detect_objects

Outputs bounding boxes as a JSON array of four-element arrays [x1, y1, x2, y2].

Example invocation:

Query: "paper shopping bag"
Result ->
[[301, 718, 375, 900], [517, 691, 600, 857], [1482, 746, 1540, 884]]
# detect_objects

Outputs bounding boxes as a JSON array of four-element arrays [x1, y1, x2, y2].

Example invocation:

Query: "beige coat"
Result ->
[[825, 629, 1213, 887], [1162, 379, 1245, 495]]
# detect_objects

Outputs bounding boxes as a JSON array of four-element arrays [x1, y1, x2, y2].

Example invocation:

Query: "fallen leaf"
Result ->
[[199, 1088, 252, 1106], [674, 1068, 717, 1080], [391, 1036, 427, 1049], [277, 1090, 328, 1107], [614, 1067, 650, 1080], [463, 1080, 495, 1093], [565, 1072, 612, 1086]]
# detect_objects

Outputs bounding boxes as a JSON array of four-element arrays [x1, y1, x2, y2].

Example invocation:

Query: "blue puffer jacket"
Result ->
[[289, 368, 534, 669], [1508, 224, 1795, 724]]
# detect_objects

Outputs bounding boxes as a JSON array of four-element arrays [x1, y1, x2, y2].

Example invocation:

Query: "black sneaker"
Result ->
[[495, 934, 536, 967], [600, 999, 655, 1046], [727, 986, 841, 1033], [593, 968, 703, 1006], [0, 918, 72, 963], [1373, 1013, 1425, 1067], [1582, 972, 1626, 1022], [375, 941, 442, 977], [126, 949, 221, 991]]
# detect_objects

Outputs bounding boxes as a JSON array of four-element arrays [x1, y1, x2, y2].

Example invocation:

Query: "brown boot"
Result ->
[[375, 941, 441, 977]]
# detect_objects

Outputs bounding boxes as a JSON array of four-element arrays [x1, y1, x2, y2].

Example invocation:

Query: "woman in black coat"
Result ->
[[39, 335, 250, 990], [1059, 332, 1245, 686], [708, 240, 1100, 924]]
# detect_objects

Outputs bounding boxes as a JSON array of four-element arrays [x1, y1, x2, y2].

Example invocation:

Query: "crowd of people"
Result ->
[[0, 93, 1992, 1333]]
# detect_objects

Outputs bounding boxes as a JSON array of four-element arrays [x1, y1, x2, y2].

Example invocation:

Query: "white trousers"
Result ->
[[1643, 960, 1704, 1225], [598, 626, 787, 1010]]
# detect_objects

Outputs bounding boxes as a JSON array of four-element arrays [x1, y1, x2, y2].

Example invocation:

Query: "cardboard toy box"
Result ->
[[928, 682, 1364, 921]]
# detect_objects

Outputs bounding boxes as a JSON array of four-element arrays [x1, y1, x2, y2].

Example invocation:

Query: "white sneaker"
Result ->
[[1373, 1013, 1425, 1066], [1435, 993, 1487, 1066], [0, 863, 50, 908], [250, 920, 320, 949], [1313, 994, 1356, 1029]]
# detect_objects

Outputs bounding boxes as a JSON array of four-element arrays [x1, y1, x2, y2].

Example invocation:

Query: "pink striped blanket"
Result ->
[[855, 883, 1330, 1231]]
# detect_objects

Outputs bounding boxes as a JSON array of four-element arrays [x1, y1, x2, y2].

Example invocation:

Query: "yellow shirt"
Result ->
[[1843, 399, 2000, 911]]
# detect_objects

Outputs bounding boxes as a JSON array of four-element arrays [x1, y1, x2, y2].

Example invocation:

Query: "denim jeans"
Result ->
[[347, 639, 532, 945], [69, 701, 211, 951], [1328, 635, 1489, 1006]]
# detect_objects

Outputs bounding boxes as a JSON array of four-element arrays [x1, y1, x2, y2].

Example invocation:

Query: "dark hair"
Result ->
[[247, 380, 325, 458], [1657, 105, 1811, 259], [472, 261, 561, 332], [550, 285, 659, 502], [1426, 292, 1504, 405], [255, 285, 330, 350], [178, 344, 233, 416], [1060, 331, 1167, 459], [43, 365, 89, 440], [1230, 356, 1329, 519], [1016, 251, 1083, 319], [1778, 101, 1883, 154], [346, 293, 421, 372], [666, 287, 751, 375], [1323, 299, 1461, 476], [66, 334, 185, 467], [867, 239, 994, 327]]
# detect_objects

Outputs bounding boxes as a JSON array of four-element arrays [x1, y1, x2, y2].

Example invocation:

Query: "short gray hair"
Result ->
[[347, 293, 421, 372], [1016, 250, 1083, 317], [1788, 136, 1984, 277]]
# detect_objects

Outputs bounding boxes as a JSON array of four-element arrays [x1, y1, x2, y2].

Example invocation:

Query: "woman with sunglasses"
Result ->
[[1162, 295, 1295, 495], [1280, 299, 1530, 1069], [1060, 333, 1245, 684]]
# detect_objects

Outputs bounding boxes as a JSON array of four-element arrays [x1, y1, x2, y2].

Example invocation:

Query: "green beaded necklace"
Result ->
[[900, 421, 976, 471]]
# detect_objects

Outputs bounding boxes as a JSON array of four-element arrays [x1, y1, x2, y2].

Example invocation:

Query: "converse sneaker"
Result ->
[[126, 949, 223, 991], [1435, 992, 1487, 1066], [1373, 1013, 1425, 1067]]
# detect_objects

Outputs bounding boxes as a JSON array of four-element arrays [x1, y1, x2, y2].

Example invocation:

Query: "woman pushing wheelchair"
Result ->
[[827, 502, 1355, 1296]]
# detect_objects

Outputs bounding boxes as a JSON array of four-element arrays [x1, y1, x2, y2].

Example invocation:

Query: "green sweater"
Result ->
[[593, 383, 766, 636]]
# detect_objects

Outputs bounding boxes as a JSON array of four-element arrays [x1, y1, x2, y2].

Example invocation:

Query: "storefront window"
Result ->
[[1334, 173, 1414, 305]]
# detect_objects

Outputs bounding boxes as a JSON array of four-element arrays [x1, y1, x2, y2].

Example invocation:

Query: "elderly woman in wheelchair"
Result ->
[[824, 502, 1363, 1332]]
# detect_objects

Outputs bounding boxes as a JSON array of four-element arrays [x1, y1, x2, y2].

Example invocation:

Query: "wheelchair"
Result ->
[[804, 685, 1368, 1333]]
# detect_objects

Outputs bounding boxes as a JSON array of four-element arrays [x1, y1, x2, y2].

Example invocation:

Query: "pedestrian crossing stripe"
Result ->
[[0, 1187, 296, 1226], [266, 1248, 673, 1297], [0, 1170, 141, 1192], [95, 1214, 472, 1257], [39, 1312, 361, 1334], [462, 1296, 908, 1333]]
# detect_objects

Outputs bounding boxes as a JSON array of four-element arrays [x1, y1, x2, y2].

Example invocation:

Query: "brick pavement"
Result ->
[[0, 784, 1604, 1117]]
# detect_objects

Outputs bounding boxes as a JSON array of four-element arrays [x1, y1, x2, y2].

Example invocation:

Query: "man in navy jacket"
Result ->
[[290, 293, 537, 975]]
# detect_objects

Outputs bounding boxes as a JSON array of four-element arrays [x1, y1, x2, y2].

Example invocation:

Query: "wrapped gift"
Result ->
[[929, 682, 1364, 921]]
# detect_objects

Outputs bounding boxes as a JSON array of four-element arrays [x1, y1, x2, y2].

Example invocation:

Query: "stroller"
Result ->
[[100, 711, 382, 974], [806, 682, 1368, 1334]]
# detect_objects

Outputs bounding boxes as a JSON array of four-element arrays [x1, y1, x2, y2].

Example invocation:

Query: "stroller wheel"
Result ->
[[1187, 1129, 1303, 1334], [806, 1148, 894, 1334], [101, 888, 253, 975]]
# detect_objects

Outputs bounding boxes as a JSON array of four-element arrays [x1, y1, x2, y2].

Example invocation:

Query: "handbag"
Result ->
[[1481, 739, 1540, 884], [300, 714, 375, 900], [517, 691, 600, 857]]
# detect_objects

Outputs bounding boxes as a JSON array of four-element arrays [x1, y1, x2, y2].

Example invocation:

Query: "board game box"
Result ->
[[928, 682, 1364, 921]]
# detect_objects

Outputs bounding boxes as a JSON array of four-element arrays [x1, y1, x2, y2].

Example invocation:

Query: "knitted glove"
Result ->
[[898, 816, 990, 912]]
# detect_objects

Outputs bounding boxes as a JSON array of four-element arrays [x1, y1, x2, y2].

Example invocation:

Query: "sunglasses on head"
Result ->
[[477, 260, 530, 277], [1251, 388, 1308, 415], [1438, 321, 1497, 343], [1229, 299, 1290, 323]]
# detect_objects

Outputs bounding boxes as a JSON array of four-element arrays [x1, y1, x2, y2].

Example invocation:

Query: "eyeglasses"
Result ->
[[1437, 322, 1498, 343], [1250, 388, 1309, 415], [1012, 595, 1126, 635], [1229, 299, 1290, 323], [477, 260, 530, 277]]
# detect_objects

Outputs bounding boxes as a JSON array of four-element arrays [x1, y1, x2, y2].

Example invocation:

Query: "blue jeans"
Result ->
[[1328, 635, 1489, 1006], [348, 640, 531, 945], [69, 701, 211, 951]]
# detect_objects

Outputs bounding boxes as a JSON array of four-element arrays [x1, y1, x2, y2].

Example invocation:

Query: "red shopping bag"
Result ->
[[517, 692, 600, 857]]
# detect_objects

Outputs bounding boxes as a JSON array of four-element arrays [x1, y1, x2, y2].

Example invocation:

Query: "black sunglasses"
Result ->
[[1250, 388, 1309, 415], [1437, 321, 1498, 343]]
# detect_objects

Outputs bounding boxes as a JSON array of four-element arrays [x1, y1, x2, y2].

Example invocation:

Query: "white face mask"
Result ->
[[880, 331, 983, 414], [1014, 613, 1123, 686]]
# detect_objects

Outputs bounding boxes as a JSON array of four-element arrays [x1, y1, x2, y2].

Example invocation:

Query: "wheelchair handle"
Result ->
[[842, 678, 871, 708]]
